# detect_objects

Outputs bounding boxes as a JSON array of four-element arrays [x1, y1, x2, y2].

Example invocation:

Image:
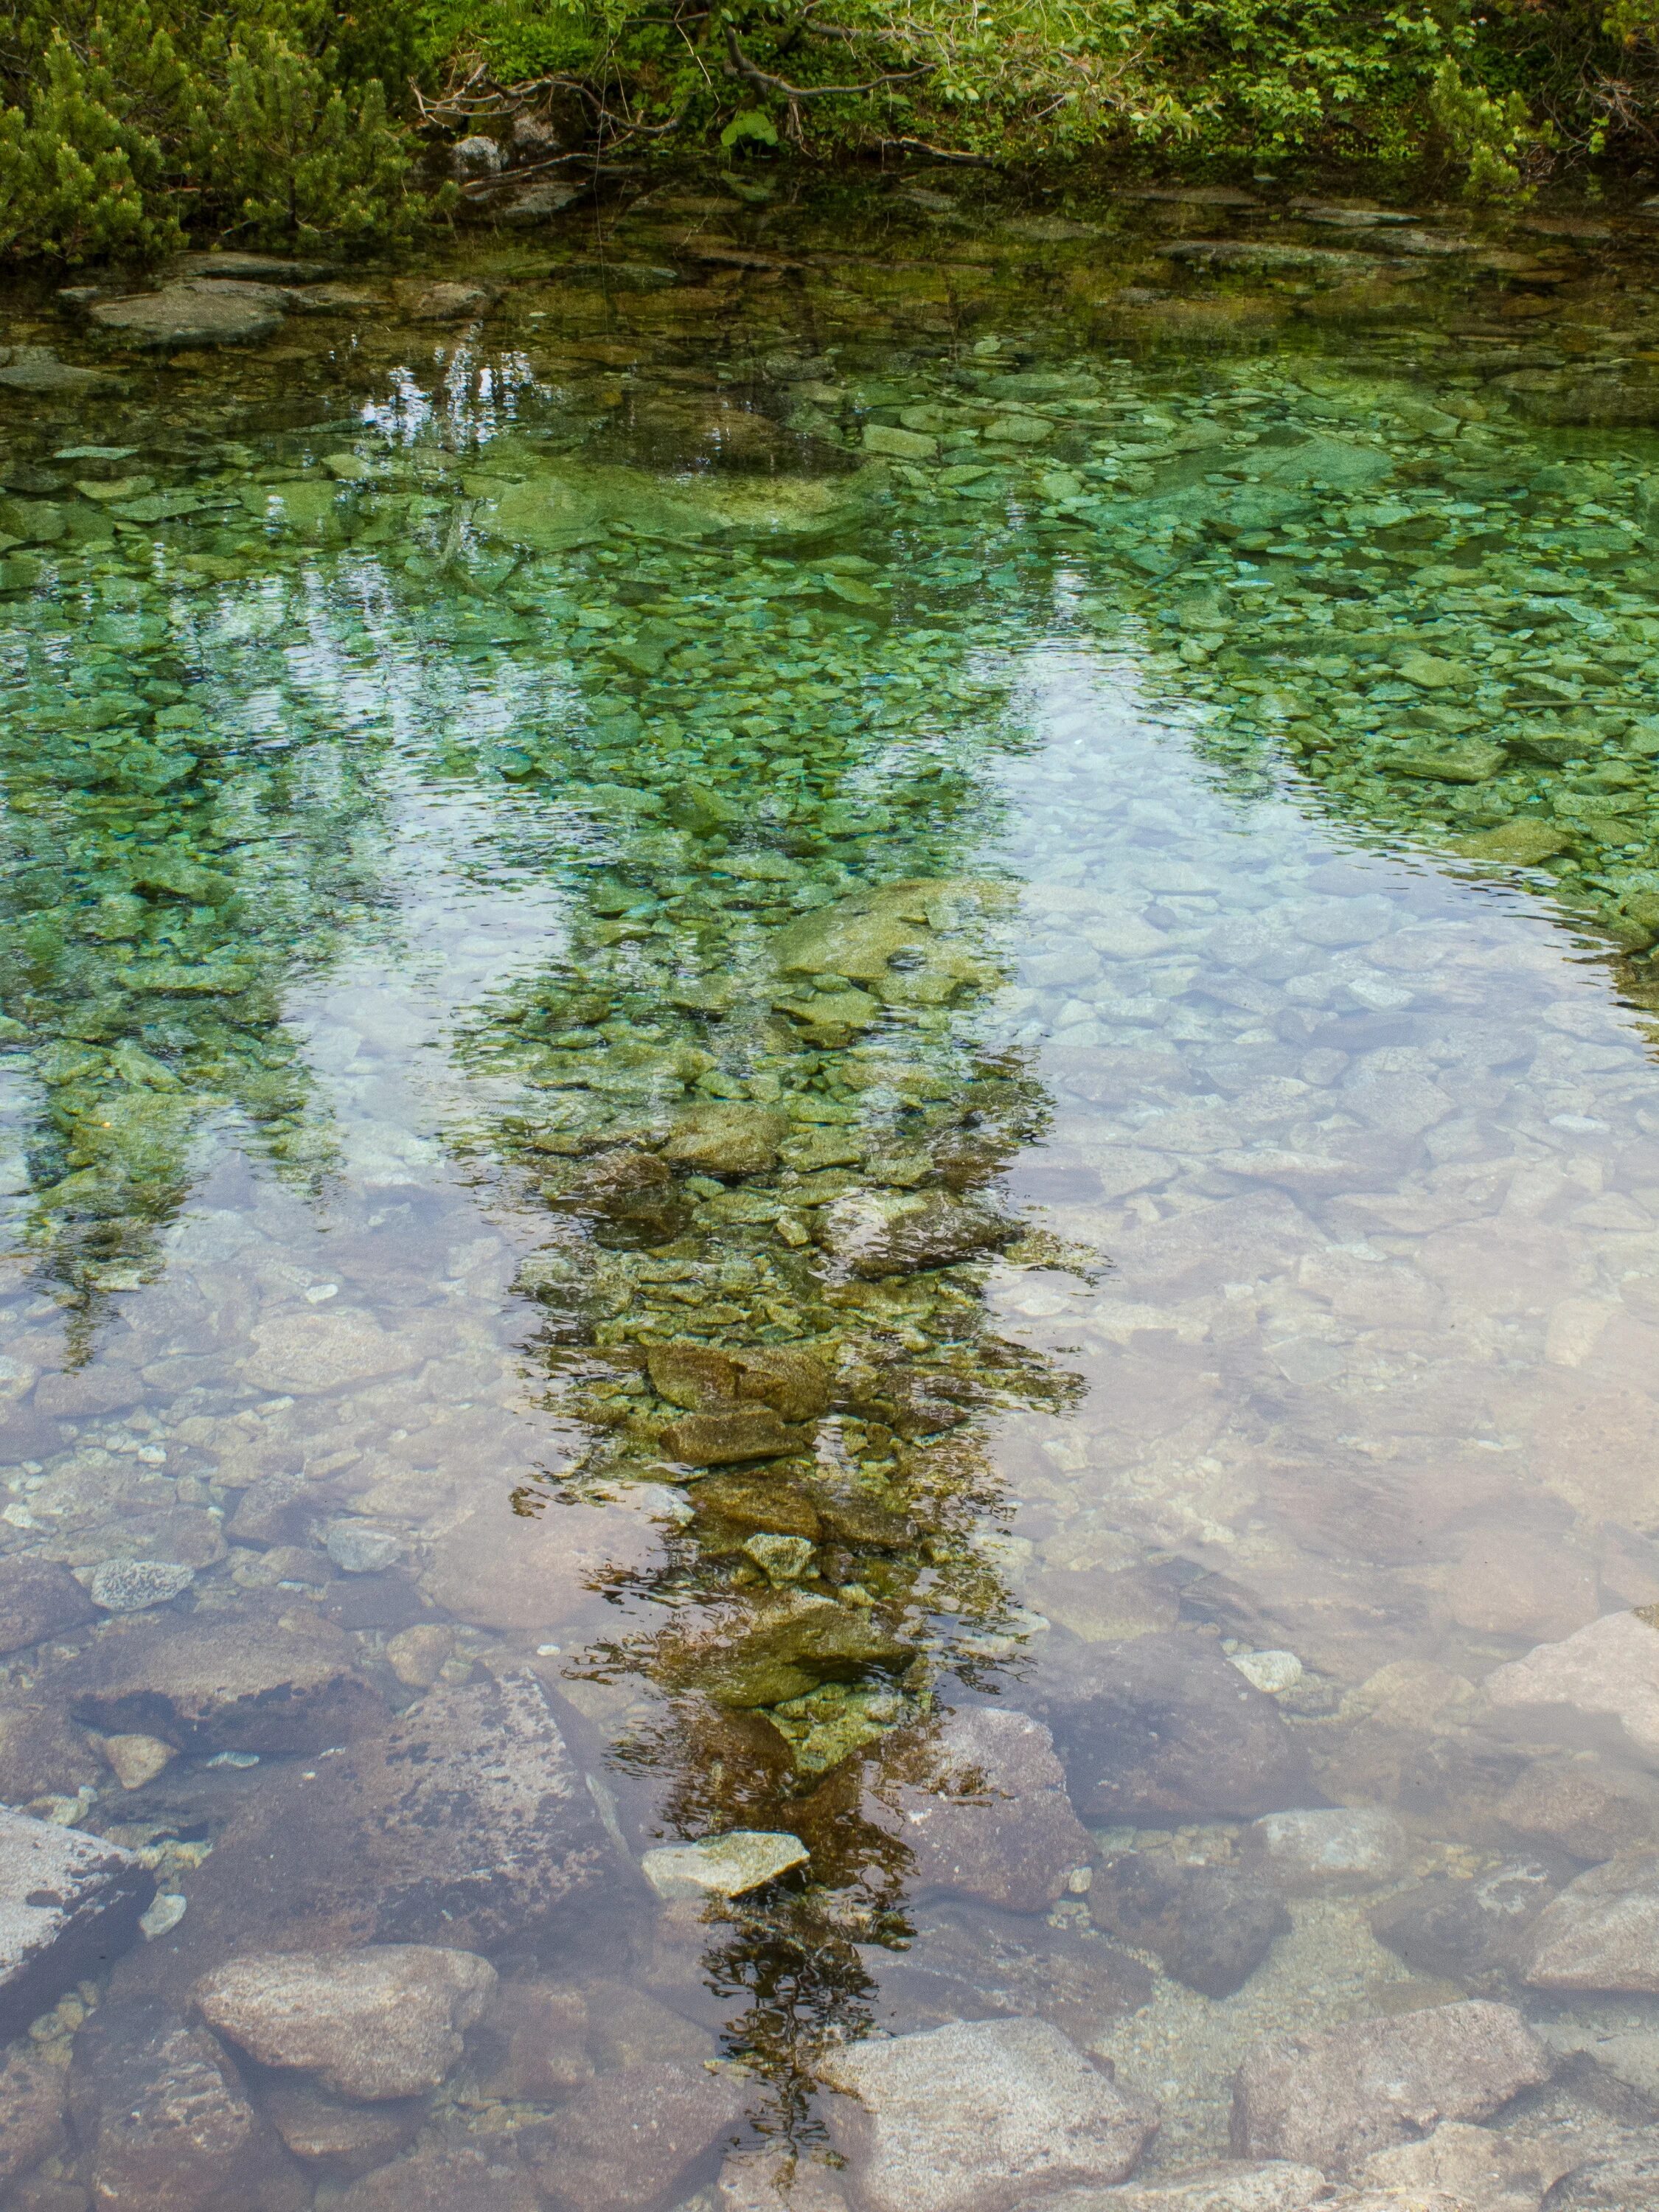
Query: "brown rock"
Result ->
[[1485, 1609, 1659, 1763], [226, 1475, 313, 1548], [261, 2080, 422, 2172], [0, 1559, 96, 1654], [63, 1609, 384, 1754], [1024, 1632, 1313, 1824], [651, 1588, 911, 1708], [1091, 1854, 1289, 1998], [1369, 1863, 1558, 2000], [0, 1703, 102, 1805], [1447, 1528, 1600, 1643], [192, 1944, 498, 2098], [660, 1408, 804, 1464], [144, 1672, 614, 1966], [100, 1733, 175, 1791], [518, 2059, 750, 2212], [818, 2017, 1155, 2212], [69, 1995, 305, 2212], [718, 2148, 852, 2212], [1499, 1756, 1659, 1862], [241, 1310, 414, 1394], [1230, 2001, 1552, 2177], [835, 1706, 1091, 1914], [868, 1902, 1152, 2040], [1524, 1851, 1659, 1991], [469, 1978, 594, 2099], [0, 2046, 69, 2186], [817, 1190, 1015, 1277], [338, 2139, 541, 2211]]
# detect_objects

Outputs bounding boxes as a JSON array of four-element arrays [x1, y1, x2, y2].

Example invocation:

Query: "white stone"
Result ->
[[641, 1829, 809, 1900], [1245, 1808, 1409, 1892], [87, 1559, 195, 1612], [324, 1522, 403, 1574], [1229, 1651, 1304, 1696]]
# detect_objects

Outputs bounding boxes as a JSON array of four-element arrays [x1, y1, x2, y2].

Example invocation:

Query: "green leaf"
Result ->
[[719, 107, 779, 150]]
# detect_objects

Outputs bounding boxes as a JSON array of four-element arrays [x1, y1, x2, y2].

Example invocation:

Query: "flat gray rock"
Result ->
[[192, 1944, 496, 2098], [171, 252, 334, 282], [818, 2017, 1156, 2212], [518, 2058, 751, 2212], [87, 281, 289, 347], [0, 1808, 153, 2039], [0, 346, 115, 393], [1230, 2001, 1552, 2177]]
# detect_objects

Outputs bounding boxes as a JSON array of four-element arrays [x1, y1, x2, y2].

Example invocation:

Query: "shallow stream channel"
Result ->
[[4, 172, 1659, 2212]]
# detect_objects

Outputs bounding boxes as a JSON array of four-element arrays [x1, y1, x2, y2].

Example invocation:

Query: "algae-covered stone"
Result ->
[[640, 1829, 809, 1899], [1385, 739, 1506, 784], [660, 1408, 802, 1464], [818, 1189, 1015, 1276], [661, 1103, 789, 1174], [772, 877, 1007, 1000], [654, 1588, 911, 1707], [647, 1340, 830, 1422], [481, 459, 881, 555], [865, 424, 937, 462], [1456, 821, 1573, 864]]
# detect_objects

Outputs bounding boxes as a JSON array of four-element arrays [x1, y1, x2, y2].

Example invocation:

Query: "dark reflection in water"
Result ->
[[2, 177, 1659, 2209]]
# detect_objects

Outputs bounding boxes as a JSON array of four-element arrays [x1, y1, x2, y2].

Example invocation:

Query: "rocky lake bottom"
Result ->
[[3, 167, 1659, 2212]]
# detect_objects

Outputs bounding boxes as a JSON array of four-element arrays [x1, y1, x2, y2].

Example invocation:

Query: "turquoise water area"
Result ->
[[0, 178, 1658, 2208]]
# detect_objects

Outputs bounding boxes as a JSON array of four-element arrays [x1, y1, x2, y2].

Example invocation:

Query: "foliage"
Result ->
[[0, 0, 432, 260], [420, 0, 1659, 192]]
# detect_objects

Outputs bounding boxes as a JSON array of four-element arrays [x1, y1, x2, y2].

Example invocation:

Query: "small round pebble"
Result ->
[[324, 1521, 403, 1574], [88, 1559, 195, 1613]]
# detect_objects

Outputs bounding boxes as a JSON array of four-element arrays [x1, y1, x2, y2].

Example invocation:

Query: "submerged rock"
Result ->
[[653, 1588, 912, 1708], [70, 1994, 305, 2212], [1524, 1851, 1659, 1992], [63, 1607, 384, 1753], [1243, 1808, 1409, 1892], [647, 1340, 830, 1422], [0, 1557, 96, 1652], [87, 1559, 195, 1613], [1090, 1854, 1290, 1997], [0, 2046, 69, 2188], [1370, 1861, 1558, 1999], [1077, 2166, 1332, 2211], [870, 1902, 1152, 2041], [1025, 1632, 1313, 1823], [818, 1705, 1093, 1913], [0, 1809, 153, 2038], [661, 1102, 789, 1174], [260, 2079, 422, 2173], [338, 2139, 543, 2212], [191, 1944, 497, 2098], [818, 2016, 1156, 2212], [1230, 2000, 1551, 2177], [818, 1189, 1016, 1276], [144, 1672, 613, 1964], [516, 2059, 751, 2212], [1486, 1608, 1659, 1763]]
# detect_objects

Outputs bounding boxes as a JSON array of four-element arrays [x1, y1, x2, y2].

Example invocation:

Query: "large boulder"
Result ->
[[338, 2138, 543, 2211], [0, 2046, 69, 2187], [191, 1944, 497, 2098], [87, 280, 290, 347], [866, 1902, 1152, 2041], [0, 1809, 153, 2039], [1230, 2002, 1552, 2177], [1023, 1634, 1313, 1823], [69, 1994, 305, 2212], [1369, 1862, 1558, 2000], [139, 1672, 614, 1971], [818, 2017, 1156, 2212]]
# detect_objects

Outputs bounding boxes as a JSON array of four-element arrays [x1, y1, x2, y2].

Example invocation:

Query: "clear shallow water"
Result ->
[[2, 178, 1659, 2208]]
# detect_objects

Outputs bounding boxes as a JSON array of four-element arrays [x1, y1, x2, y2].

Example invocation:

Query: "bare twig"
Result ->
[[723, 21, 928, 101]]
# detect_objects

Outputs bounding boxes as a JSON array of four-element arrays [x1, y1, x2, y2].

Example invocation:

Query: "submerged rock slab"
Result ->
[[480, 459, 884, 556], [192, 1944, 498, 2098], [1025, 1632, 1312, 1823], [641, 1829, 809, 1899], [1230, 2001, 1551, 2177], [0, 1810, 153, 2039], [0, 1557, 97, 1652], [143, 1672, 613, 1966], [1524, 1851, 1659, 1991], [63, 1607, 385, 1753], [818, 2016, 1156, 2212], [87, 281, 290, 347], [653, 1587, 913, 1708]]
